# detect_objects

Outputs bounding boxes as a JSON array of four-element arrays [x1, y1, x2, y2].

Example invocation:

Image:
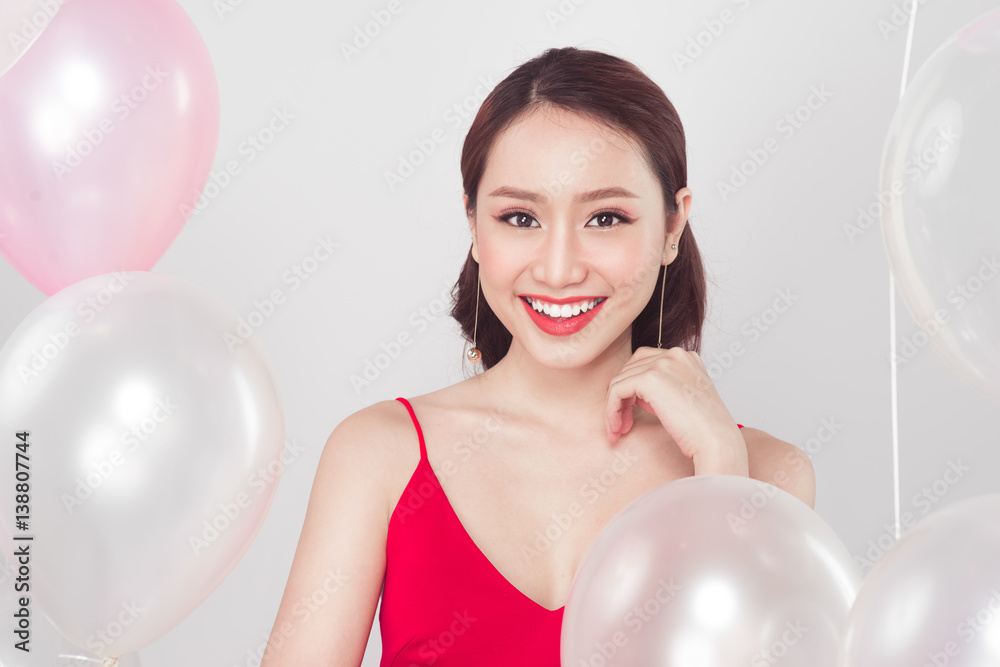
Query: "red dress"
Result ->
[[378, 396, 744, 665]]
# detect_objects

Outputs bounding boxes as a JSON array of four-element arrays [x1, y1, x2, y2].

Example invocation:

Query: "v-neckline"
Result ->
[[419, 456, 566, 614]]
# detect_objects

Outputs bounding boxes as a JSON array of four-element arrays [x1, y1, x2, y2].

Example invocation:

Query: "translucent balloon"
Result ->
[[881, 7, 1000, 404], [838, 494, 1000, 666], [0, 0, 220, 295], [0, 271, 285, 657], [0, 552, 142, 667], [561, 475, 861, 666]]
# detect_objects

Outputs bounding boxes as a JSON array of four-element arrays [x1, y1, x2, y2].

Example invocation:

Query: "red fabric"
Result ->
[[379, 397, 744, 665]]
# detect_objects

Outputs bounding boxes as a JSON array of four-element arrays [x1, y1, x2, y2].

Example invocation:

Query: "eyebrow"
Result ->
[[486, 186, 639, 204]]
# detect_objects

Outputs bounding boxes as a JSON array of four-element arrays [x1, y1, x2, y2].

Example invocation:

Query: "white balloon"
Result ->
[[0, 551, 142, 666], [561, 475, 861, 666], [838, 494, 1000, 666], [0, 271, 285, 657], [881, 7, 1000, 404]]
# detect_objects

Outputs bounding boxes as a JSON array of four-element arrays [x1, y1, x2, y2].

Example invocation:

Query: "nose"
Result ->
[[532, 217, 586, 289]]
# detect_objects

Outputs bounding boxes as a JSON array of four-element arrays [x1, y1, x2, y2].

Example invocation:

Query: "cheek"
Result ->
[[477, 236, 502, 273], [607, 241, 662, 293], [476, 237, 522, 292]]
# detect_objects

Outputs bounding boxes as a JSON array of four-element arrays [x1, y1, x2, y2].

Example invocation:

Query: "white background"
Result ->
[[1, 0, 999, 664]]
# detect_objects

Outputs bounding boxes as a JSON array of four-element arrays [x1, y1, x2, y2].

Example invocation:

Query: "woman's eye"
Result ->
[[586, 211, 631, 228], [498, 211, 538, 228], [498, 210, 632, 228]]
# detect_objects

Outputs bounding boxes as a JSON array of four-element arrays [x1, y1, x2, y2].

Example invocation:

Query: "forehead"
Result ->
[[482, 105, 657, 199]]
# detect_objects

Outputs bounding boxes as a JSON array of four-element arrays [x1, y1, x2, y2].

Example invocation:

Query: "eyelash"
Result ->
[[496, 207, 634, 229]]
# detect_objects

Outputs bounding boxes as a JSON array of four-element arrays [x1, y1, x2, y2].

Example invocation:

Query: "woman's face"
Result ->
[[467, 105, 690, 368]]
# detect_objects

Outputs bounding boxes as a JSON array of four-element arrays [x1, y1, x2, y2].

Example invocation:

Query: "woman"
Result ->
[[261, 46, 815, 666]]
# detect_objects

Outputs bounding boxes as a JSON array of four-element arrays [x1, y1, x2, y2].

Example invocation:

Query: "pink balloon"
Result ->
[[0, 0, 219, 295]]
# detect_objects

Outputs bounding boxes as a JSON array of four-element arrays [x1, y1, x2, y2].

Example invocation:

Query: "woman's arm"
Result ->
[[741, 427, 817, 509], [260, 402, 400, 667], [691, 432, 750, 477]]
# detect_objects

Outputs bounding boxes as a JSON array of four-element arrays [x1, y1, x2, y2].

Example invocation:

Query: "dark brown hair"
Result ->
[[451, 46, 706, 370]]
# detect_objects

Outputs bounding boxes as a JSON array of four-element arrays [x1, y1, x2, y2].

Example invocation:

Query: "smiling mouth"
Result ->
[[519, 296, 608, 320]]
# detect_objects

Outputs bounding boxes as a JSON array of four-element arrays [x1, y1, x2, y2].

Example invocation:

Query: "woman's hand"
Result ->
[[605, 346, 749, 476]]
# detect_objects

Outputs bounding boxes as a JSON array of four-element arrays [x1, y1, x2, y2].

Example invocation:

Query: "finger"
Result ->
[[606, 376, 639, 441], [610, 359, 659, 385], [621, 352, 707, 397], [608, 395, 636, 442], [617, 346, 688, 376], [617, 345, 665, 373], [621, 396, 635, 434]]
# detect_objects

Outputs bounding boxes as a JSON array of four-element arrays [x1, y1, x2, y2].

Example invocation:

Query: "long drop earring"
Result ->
[[657, 243, 677, 349], [467, 268, 482, 363]]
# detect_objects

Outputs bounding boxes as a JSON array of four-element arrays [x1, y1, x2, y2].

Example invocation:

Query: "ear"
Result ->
[[664, 187, 692, 264], [464, 193, 479, 264]]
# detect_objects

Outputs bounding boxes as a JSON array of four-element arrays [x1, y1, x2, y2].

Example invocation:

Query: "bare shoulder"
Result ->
[[320, 399, 424, 515], [328, 398, 415, 448], [741, 426, 816, 510]]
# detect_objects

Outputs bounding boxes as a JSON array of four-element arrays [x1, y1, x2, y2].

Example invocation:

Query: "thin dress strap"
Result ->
[[394, 397, 427, 461]]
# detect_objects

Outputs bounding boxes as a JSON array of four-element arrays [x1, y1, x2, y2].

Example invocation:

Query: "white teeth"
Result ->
[[525, 297, 605, 318]]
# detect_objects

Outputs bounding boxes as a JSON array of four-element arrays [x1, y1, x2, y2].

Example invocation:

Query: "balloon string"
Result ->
[[890, 4, 920, 543]]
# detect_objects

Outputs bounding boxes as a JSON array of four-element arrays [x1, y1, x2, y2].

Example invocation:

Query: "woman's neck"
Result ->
[[475, 331, 635, 440]]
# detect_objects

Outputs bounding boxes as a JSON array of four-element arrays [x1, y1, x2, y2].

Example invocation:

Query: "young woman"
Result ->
[[261, 46, 815, 666]]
